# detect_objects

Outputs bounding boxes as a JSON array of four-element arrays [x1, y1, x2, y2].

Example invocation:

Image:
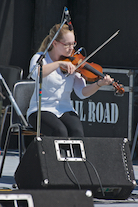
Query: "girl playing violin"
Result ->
[[27, 23, 113, 137]]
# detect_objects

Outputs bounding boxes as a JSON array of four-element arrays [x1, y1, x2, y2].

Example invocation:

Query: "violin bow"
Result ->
[[75, 30, 120, 70], [73, 29, 125, 95]]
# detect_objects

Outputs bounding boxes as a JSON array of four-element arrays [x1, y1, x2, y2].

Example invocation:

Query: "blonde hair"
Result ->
[[38, 24, 74, 52]]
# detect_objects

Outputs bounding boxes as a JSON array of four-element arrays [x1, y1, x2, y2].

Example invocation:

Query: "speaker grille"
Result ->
[[15, 137, 136, 199]]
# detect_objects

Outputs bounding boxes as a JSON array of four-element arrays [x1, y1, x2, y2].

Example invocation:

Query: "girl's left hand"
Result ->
[[98, 74, 114, 87]]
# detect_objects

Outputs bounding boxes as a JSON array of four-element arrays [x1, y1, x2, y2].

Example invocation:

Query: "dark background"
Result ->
[[0, 0, 138, 148], [1, 0, 138, 77]]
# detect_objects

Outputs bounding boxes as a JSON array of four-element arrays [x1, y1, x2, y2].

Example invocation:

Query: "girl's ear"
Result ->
[[53, 40, 57, 47]]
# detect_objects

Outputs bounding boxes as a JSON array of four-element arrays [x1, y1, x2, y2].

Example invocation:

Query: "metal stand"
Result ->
[[36, 63, 42, 138], [0, 74, 29, 177], [26, 18, 67, 138], [0, 74, 28, 127]]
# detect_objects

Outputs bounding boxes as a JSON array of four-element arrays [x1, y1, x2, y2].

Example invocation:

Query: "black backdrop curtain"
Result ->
[[0, 0, 138, 78], [0, 1, 14, 66], [0, 0, 34, 78]]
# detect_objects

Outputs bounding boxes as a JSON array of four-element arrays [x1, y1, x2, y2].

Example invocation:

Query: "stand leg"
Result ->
[[37, 65, 42, 138], [131, 123, 138, 159], [0, 124, 22, 177], [0, 126, 12, 177]]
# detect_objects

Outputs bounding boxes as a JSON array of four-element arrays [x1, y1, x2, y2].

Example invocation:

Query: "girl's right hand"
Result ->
[[59, 61, 76, 74]]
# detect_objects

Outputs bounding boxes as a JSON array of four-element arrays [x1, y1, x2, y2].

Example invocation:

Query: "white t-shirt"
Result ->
[[27, 52, 88, 119]]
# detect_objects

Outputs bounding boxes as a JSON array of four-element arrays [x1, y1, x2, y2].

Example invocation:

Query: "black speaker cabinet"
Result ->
[[15, 136, 136, 200], [0, 189, 93, 207]]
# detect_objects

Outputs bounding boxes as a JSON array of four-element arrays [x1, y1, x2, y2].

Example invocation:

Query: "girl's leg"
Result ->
[[28, 111, 68, 137], [60, 111, 84, 137]]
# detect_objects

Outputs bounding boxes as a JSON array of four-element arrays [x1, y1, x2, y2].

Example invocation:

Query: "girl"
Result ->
[[27, 23, 113, 137]]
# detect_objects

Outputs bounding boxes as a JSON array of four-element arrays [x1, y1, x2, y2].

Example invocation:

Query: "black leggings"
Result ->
[[28, 111, 84, 137]]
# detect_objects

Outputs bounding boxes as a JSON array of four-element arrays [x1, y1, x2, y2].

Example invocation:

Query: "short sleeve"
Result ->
[[29, 52, 46, 80], [73, 73, 89, 99]]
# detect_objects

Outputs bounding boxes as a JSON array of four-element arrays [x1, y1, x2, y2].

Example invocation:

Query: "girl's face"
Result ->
[[54, 31, 76, 57]]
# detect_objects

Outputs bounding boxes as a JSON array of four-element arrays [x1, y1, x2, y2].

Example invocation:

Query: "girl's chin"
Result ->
[[66, 51, 73, 57]]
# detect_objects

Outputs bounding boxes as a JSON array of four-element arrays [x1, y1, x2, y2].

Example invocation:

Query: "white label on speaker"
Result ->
[[54, 140, 86, 161]]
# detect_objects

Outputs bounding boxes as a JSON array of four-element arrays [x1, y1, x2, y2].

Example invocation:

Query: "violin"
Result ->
[[60, 51, 125, 95]]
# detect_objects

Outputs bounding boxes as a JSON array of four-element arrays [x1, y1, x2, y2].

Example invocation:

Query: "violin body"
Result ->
[[60, 53, 103, 82], [60, 51, 125, 95]]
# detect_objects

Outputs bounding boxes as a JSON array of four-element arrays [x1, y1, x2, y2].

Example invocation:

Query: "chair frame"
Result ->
[[0, 80, 36, 177]]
